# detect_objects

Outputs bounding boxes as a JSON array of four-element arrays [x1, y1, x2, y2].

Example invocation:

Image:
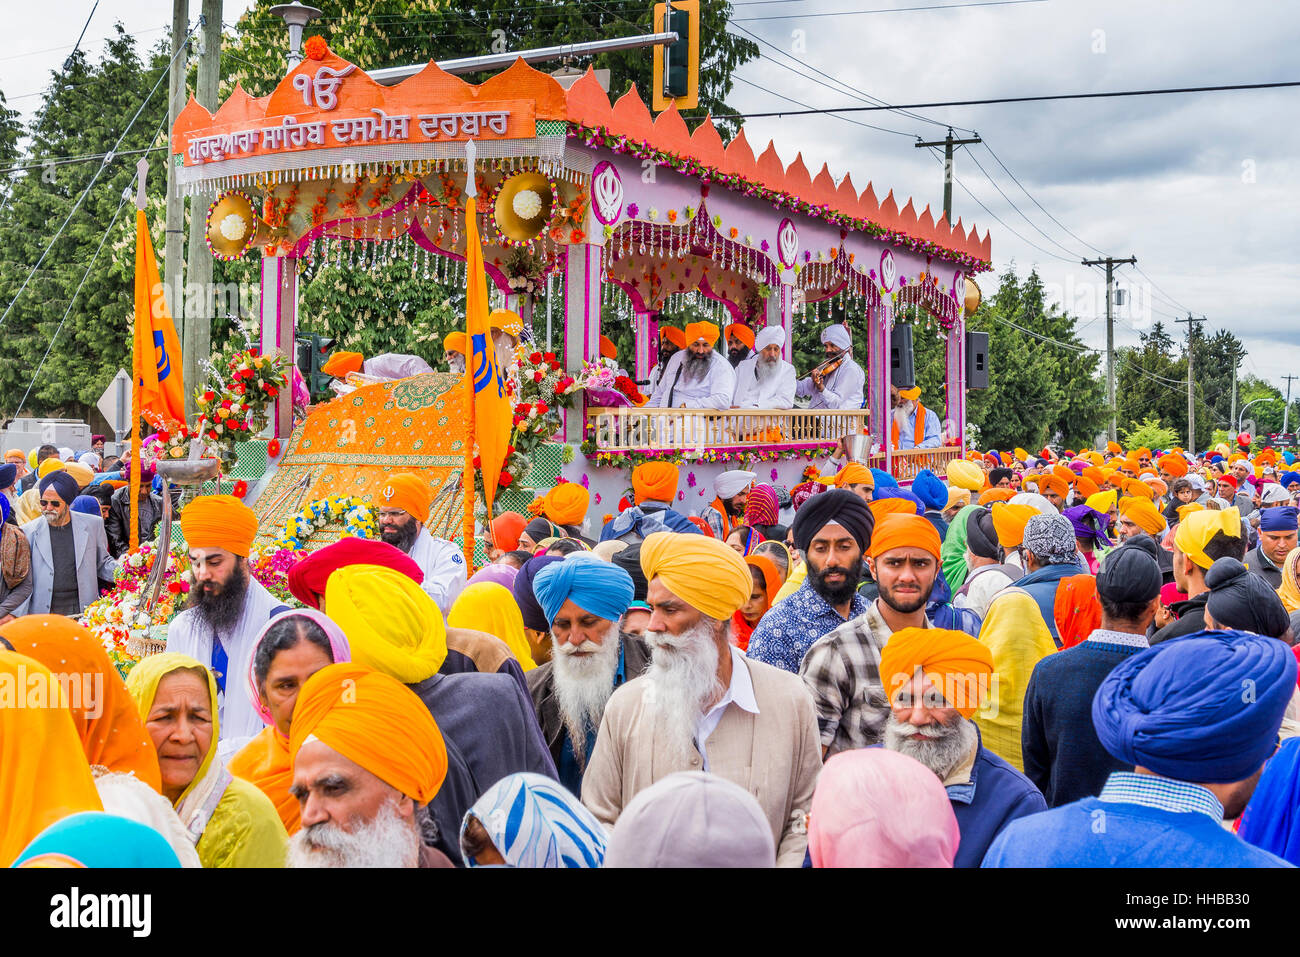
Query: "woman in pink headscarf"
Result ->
[[808, 749, 960, 867]]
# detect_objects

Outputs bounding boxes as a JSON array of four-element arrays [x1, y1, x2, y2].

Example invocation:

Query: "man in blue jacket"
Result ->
[[1014, 513, 1083, 644]]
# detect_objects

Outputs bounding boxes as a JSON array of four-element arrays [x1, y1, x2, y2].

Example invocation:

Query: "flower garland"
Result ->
[[569, 124, 990, 272], [272, 495, 379, 551]]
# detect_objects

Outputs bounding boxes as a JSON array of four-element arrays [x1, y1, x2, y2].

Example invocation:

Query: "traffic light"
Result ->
[[295, 333, 335, 401], [652, 0, 699, 112]]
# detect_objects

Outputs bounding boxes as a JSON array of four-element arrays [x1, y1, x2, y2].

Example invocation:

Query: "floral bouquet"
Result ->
[[272, 495, 379, 551], [248, 546, 304, 605], [83, 542, 193, 679]]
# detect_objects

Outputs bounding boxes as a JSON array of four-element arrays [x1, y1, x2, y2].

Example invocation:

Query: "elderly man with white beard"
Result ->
[[890, 382, 943, 449], [526, 558, 650, 796], [581, 532, 822, 866], [646, 321, 736, 410], [288, 663, 455, 868], [877, 627, 1046, 868], [732, 325, 797, 409]]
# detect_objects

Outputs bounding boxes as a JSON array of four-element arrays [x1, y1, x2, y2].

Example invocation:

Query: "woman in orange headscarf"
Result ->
[[732, 554, 785, 651], [0, 616, 161, 790]]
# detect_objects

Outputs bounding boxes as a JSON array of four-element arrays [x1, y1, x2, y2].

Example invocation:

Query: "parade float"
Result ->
[[98, 37, 992, 649]]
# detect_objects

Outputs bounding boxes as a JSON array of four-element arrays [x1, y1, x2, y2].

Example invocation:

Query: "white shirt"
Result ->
[[796, 356, 865, 410], [732, 355, 797, 409], [408, 525, 467, 615], [363, 353, 434, 380], [647, 350, 736, 410], [695, 646, 761, 771]]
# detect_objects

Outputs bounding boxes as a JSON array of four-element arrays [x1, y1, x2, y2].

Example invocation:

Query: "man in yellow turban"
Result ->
[[1117, 496, 1166, 541], [582, 531, 822, 866], [488, 308, 524, 372], [1154, 507, 1248, 643], [169, 494, 281, 750], [876, 627, 1044, 867], [442, 332, 467, 376], [323, 564, 558, 860], [646, 318, 735, 410], [376, 472, 466, 614], [288, 663, 454, 868], [946, 459, 985, 493]]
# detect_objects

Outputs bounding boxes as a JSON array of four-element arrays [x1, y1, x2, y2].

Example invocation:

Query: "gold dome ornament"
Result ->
[[963, 277, 983, 317], [204, 191, 286, 260], [492, 171, 554, 244]]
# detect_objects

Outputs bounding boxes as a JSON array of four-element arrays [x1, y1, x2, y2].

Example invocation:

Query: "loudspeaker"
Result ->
[[966, 330, 989, 390], [890, 324, 914, 388]]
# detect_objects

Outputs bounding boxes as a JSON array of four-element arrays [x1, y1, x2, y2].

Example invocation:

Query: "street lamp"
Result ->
[[270, 1, 322, 70], [1238, 397, 1280, 435]]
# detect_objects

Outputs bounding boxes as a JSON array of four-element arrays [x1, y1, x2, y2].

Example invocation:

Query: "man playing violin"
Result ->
[[796, 324, 864, 411]]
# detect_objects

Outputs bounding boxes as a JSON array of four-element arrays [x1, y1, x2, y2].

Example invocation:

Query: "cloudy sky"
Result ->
[[3, 0, 1297, 396]]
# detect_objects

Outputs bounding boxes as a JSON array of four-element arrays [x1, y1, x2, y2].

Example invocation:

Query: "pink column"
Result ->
[[634, 309, 654, 381], [561, 242, 602, 442], [874, 300, 892, 471], [259, 254, 298, 439], [945, 318, 965, 450]]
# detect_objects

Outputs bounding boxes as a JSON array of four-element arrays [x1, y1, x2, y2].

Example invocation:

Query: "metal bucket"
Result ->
[[843, 433, 871, 463]]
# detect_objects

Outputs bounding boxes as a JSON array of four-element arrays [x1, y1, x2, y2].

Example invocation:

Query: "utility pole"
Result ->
[[1284, 375, 1299, 436], [914, 128, 982, 224], [183, 1, 222, 416], [1229, 345, 1240, 441], [164, 0, 188, 363], [1175, 313, 1205, 449], [1082, 255, 1137, 442]]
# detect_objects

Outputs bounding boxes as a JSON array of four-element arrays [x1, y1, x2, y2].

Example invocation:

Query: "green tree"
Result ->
[[1120, 416, 1179, 452]]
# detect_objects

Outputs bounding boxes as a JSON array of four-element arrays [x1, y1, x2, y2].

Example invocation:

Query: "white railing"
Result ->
[[588, 406, 872, 452]]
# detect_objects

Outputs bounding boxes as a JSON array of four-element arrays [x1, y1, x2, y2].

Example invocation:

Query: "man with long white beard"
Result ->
[[878, 627, 1046, 868], [890, 382, 942, 449], [444, 331, 467, 375], [375, 472, 466, 614], [646, 321, 736, 410], [582, 532, 822, 866], [526, 558, 648, 795], [288, 662, 455, 868], [732, 325, 797, 409], [489, 308, 525, 374]]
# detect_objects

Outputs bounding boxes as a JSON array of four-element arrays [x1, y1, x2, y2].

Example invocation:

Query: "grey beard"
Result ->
[[643, 617, 722, 768], [447, 355, 465, 375], [550, 623, 622, 761], [288, 798, 419, 868], [883, 712, 977, 781], [755, 356, 780, 382], [683, 351, 711, 383]]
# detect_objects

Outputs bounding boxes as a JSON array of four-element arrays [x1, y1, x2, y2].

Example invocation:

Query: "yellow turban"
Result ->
[[489, 309, 524, 337], [377, 473, 431, 522], [180, 494, 258, 557], [443, 332, 467, 355], [321, 351, 363, 378], [898, 386, 922, 401], [1176, 502, 1204, 522], [878, 627, 995, 719], [63, 462, 93, 489], [819, 463, 873, 488], [1119, 496, 1166, 535], [38, 458, 65, 479], [1085, 489, 1117, 514], [639, 530, 751, 619], [325, 565, 448, 683], [1174, 507, 1242, 570], [632, 462, 679, 504], [290, 663, 447, 805], [447, 582, 536, 671], [683, 321, 720, 347], [990, 503, 1037, 548], [27, 449, 38, 469], [541, 483, 589, 526], [1014, 447, 1029, 463], [946, 460, 984, 492], [945, 487, 971, 511]]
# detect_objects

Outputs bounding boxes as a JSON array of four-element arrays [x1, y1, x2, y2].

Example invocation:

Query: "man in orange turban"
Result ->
[[170, 494, 284, 747], [535, 483, 590, 538], [376, 472, 467, 615], [1117, 496, 1167, 540], [724, 322, 755, 367], [288, 663, 453, 868], [443, 332, 467, 375], [649, 326, 687, 396], [647, 319, 735, 409], [601, 462, 701, 539], [818, 462, 874, 504], [322, 351, 363, 378], [1034, 473, 1069, 512]]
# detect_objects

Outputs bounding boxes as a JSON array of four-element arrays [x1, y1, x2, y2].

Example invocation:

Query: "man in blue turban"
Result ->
[[910, 469, 950, 539], [526, 557, 649, 795], [985, 629, 1296, 867], [1246, 505, 1298, 590]]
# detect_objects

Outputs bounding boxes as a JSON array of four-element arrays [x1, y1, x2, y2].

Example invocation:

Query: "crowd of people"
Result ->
[[4, 432, 1300, 869]]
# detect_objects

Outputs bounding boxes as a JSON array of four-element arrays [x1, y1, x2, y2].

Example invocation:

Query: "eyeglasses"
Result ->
[[39, 500, 63, 508]]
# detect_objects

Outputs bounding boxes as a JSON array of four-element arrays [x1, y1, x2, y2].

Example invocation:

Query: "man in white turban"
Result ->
[[700, 470, 757, 540], [796, 324, 863, 411], [732, 326, 797, 410]]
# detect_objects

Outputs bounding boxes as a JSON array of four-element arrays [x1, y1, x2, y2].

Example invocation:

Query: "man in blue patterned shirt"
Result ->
[[747, 490, 874, 673]]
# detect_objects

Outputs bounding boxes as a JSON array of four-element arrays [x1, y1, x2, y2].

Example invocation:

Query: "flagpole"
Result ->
[[461, 139, 477, 571], [130, 158, 150, 553]]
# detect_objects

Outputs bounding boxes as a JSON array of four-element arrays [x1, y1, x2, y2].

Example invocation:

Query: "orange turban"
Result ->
[[1052, 464, 1075, 483], [542, 483, 589, 526], [490, 511, 528, 550], [899, 386, 923, 401], [819, 463, 873, 488], [725, 323, 755, 349], [290, 663, 447, 805], [1037, 474, 1069, 500], [977, 488, 1015, 505], [878, 627, 994, 719], [1119, 496, 1166, 535], [990, 502, 1037, 548], [869, 498, 918, 522], [868, 514, 942, 561], [377, 473, 431, 522], [599, 335, 617, 360], [639, 531, 752, 619], [1122, 478, 1155, 501], [1082, 466, 1105, 486], [488, 309, 524, 337], [443, 332, 466, 356], [322, 351, 363, 377], [684, 321, 720, 347], [180, 494, 258, 557], [659, 326, 687, 349], [1106, 441, 1122, 455], [1074, 476, 1100, 498], [632, 462, 679, 504]]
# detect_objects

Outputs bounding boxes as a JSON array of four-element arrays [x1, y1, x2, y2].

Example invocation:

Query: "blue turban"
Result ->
[[38, 471, 79, 507], [1260, 506, 1298, 533], [532, 556, 635, 625], [0, 463, 15, 488], [1285, 452, 1297, 466], [512, 555, 564, 632], [910, 469, 947, 511], [1209, 454, 1224, 464], [1280, 471, 1300, 489], [1237, 736, 1300, 865], [1092, 629, 1297, 783], [873, 486, 924, 514], [71, 495, 101, 517], [869, 468, 898, 489]]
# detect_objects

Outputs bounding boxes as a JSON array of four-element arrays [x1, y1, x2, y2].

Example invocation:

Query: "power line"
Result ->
[[733, 0, 1050, 20], [978, 140, 1104, 256], [731, 74, 916, 138], [960, 146, 1084, 259]]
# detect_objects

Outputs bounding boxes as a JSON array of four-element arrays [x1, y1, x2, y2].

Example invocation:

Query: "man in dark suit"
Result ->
[[20, 471, 116, 616]]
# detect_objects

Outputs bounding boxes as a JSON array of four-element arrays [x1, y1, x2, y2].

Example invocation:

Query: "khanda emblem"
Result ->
[[381, 485, 396, 501], [153, 331, 172, 381], [470, 333, 505, 399]]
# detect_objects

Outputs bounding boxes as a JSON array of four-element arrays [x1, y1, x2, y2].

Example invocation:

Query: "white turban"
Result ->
[[1010, 492, 1058, 516], [821, 325, 851, 351], [755, 326, 785, 352], [715, 470, 757, 499]]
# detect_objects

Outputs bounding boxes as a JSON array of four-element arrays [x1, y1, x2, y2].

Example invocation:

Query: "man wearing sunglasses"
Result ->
[[18, 470, 116, 616]]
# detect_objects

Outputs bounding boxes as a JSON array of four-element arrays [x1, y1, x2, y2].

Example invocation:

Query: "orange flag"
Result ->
[[133, 208, 185, 428], [461, 143, 511, 566]]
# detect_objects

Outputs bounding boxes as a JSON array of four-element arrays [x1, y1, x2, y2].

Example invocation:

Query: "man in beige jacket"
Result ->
[[581, 532, 822, 866]]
